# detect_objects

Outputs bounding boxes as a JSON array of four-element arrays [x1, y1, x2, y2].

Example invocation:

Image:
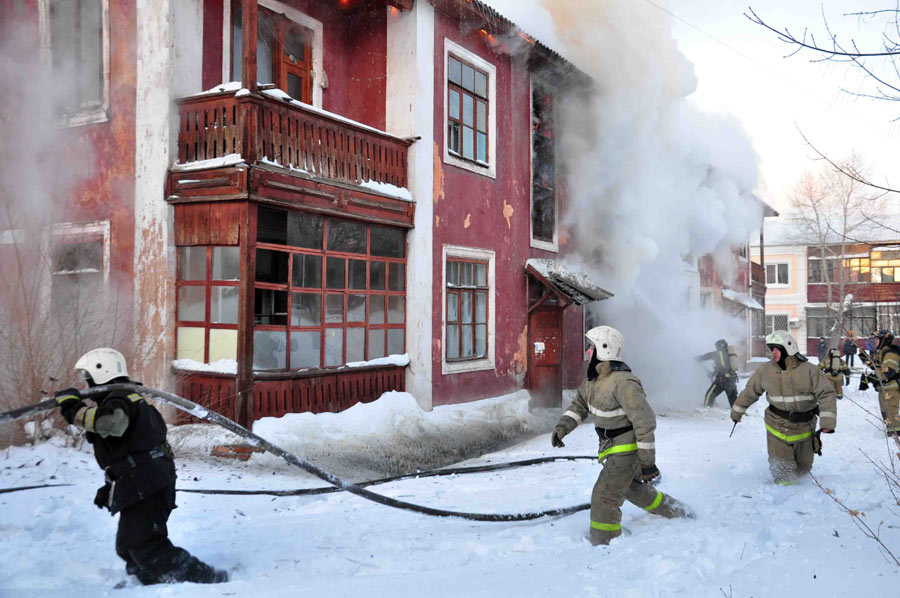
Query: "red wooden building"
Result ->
[[1, 0, 610, 426]]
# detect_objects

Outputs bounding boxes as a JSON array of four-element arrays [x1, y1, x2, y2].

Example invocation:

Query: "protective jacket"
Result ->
[[699, 344, 738, 378], [873, 344, 900, 434], [819, 353, 851, 397], [556, 361, 656, 466], [731, 354, 837, 437]]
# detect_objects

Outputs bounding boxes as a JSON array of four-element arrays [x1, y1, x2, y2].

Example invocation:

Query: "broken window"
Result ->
[[531, 81, 556, 246], [51, 239, 103, 315], [447, 54, 489, 163], [47, 0, 106, 120], [445, 258, 489, 361]]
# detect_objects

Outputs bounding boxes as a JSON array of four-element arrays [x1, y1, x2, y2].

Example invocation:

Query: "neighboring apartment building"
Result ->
[[1, 0, 614, 426], [752, 217, 900, 356]]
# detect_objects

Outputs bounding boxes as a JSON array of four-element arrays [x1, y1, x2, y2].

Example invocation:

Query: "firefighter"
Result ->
[[870, 329, 900, 437], [551, 326, 693, 546], [55, 348, 228, 585], [818, 348, 851, 400], [730, 331, 836, 485], [697, 339, 739, 407]]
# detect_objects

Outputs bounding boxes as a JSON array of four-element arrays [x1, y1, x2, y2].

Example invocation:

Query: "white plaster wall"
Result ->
[[386, 1, 434, 410]]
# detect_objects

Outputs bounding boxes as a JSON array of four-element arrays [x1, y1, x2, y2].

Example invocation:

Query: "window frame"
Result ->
[[38, 0, 110, 127], [529, 76, 558, 252], [443, 38, 497, 179], [765, 261, 790, 287], [444, 257, 490, 363], [764, 313, 789, 335], [441, 245, 495, 374]]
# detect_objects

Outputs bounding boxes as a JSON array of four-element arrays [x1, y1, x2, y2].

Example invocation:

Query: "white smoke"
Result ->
[[490, 0, 764, 408]]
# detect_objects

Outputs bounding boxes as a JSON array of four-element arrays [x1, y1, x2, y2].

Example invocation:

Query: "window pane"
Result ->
[[368, 329, 385, 359], [346, 328, 365, 363], [388, 263, 405, 291], [288, 211, 323, 249], [370, 261, 385, 290], [210, 286, 239, 324], [475, 71, 487, 98], [257, 10, 274, 84], [287, 72, 304, 100], [462, 64, 475, 92], [447, 324, 459, 358], [371, 226, 405, 258], [180, 247, 207, 281], [885, 268, 895, 283], [475, 263, 487, 286], [448, 293, 458, 322], [463, 262, 473, 286], [292, 253, 322, 288], [388, 296, 405, 324], [475, 291, 486, 323], [448, 261, 459, 286], [475, 324, 486, 356], [178, 286, 205, 321], [462, 126, 474, 159], [873, 267, 882, 283], [448, 57, 462, 85], [327, 219, 367, 254], [388, 329, 404, 355], [348, 294, 366, 322], [212, 247, 240, 281], [290, 330, 320, 369], [461, 291, 472, 324], [209, 329, 238, 362], [291, 293, 321, 326], [448, 121, 460, 153], [255, 249, 288, 283], [324, 328, 343, 366], [461, 324, 474, 357], [231, 4, 242, 81], [253, 329, 286, 370], [257, 206, 287, 245], [449, 88, 460, 120], [349, 259, 367, 289], [778, 263, 788, 283], [254, 288, 287, 325], [325, 294, 343, 323], [79, 0, 102, 103], [370, 295, 385, 324], [176, 326, 205, 361], [326, 257, 345, 289], [463, 94, 474, 126], [477, 132, 487, 162], [476, 100, 486, 131]]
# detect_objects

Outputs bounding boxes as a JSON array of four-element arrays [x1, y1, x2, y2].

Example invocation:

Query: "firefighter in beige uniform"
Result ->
[[730, 330, 836, 485], [818, 348, 851, 400], [551, 326, 693, 546], [870, 329, 900, 437]]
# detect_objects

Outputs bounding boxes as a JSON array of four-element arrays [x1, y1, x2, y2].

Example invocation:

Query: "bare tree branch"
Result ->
[[797, 126, 899, 195]]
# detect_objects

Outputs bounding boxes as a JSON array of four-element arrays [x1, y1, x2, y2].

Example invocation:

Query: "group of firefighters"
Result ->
[[43, 325, 900, 582]]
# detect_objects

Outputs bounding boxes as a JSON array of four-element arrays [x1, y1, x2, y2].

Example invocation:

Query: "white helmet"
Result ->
[[74, 348, 129, 385], [765, 330, 799, 356], [585, 326, 625, 361]]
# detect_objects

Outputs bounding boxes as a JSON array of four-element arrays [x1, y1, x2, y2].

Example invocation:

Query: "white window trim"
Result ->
[[38, 0, 111, 127], [49, 220, 111, 284], [442, 38, 497, 179], [441, 244, 495, 375], [529, 76, 558, 252], [223, 0, 325, 109], [766, 261, 790, 287]]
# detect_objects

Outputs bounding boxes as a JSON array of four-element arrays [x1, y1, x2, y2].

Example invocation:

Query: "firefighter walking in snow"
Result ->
[[819, 348, 851, 400], [551, 326, 692, 545], [730, 331, 836, 485], [55, 348, 228, 585], [869, 329, 900, 437], [698, 339, 739, 407]]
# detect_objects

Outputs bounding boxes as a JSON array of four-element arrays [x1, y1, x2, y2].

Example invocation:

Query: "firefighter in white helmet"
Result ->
[[730, 330, 837, 485], [55, 348, 228, 585], [551, 326, 693, 545]]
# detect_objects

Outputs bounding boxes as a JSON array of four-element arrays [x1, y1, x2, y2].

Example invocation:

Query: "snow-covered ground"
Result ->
[[1, 377, 899, 597]]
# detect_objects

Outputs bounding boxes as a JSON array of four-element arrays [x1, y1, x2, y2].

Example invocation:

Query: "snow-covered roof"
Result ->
[[525, 259, 613, 305], [721, 288, 763, 311], [755, 215, 900, 247]]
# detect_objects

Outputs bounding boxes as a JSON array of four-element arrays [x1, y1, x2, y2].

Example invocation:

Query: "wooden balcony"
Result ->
[[175, 87, 411, 189]]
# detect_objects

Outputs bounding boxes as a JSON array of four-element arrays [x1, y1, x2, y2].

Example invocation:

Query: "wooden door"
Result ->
[[528, 305, 563, 407]]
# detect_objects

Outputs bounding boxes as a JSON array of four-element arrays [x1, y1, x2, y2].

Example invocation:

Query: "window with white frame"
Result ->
[[50, 221, 109, 318], [765, 262, 789, 285], [443, 39, 496, 178], [442, 246, 495, 374], [40, 0, 109, 125]]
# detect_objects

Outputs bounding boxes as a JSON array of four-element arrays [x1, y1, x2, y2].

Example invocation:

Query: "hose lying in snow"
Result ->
[[0, 484, 73, 495], [1, 385, 591, 521], [179, 455, 598, 497]]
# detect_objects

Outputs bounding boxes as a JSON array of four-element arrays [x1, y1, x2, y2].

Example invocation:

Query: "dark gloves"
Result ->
[[871, 378, 882, 391], [55, 388, 85, 425], [859, 375, 869, 391], [812, 429, 832, 456], [551, 428, 567, 448], [94, 483, 111, 510], [637, 464, 661, 485]]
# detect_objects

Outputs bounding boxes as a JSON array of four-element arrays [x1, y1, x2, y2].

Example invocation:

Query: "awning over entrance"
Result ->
[[722, 288, 763, 311], [525, 259, 613, 306]]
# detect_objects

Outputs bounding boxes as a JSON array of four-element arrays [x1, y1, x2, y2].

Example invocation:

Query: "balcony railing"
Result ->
[[176, 88, 411, 189]]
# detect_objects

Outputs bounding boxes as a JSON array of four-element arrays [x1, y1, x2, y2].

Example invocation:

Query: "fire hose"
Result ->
[[0, 384, 592, 521]]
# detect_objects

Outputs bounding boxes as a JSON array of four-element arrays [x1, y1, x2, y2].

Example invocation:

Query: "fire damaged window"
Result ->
[[253, 206, 406, 371], [44, 0, 108, 122], [531, 81, 556, 247], [51, 239, 103, 314], [175, 246, 240, 364], [445, 258, 489, 361], [447, 55, 489, 164]]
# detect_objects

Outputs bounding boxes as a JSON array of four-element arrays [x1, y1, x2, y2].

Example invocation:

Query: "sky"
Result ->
[[666, 0, 900, 214]]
